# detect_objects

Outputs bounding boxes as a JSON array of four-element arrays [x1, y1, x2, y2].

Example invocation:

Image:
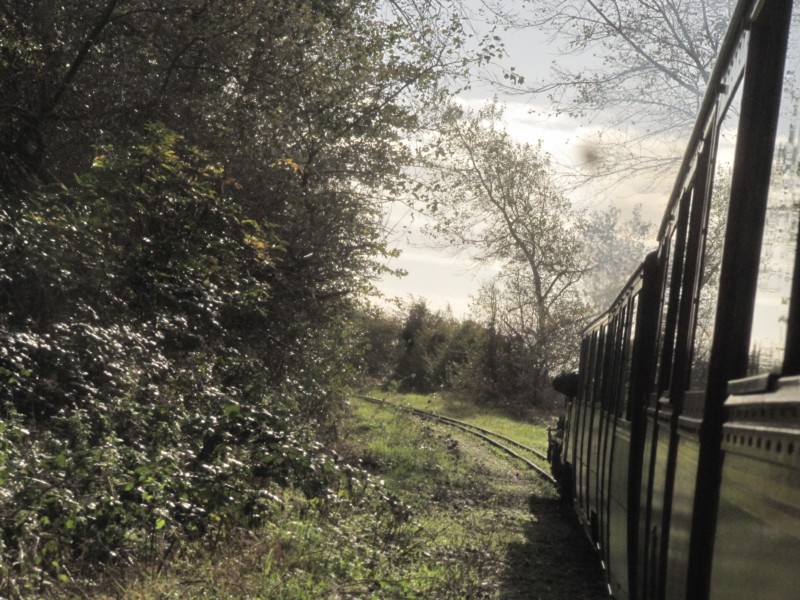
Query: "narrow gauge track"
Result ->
[[353, 395, 556, 485]]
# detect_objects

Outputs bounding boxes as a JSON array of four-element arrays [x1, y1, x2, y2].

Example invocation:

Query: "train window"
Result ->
[[608, 308, 626, 414], [579, 334, 592, 403], [585, 330, 600, 404], [622, 293, 639, 420], [656, 184, 693, 396], [594, 325, 607, 404], [654, 230, 677, 393], [615, 306, 629, 416], [689, 82, 744, 391], [747, 11, 800, 376]]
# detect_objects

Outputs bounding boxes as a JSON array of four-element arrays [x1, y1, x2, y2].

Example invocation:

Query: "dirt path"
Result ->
[[444, 426, 608, 599]]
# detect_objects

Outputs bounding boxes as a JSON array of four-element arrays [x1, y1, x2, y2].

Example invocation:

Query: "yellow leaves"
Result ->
[[244, 234, 273, 264], [273, 157, 303, 174], [244, 234, 268, 251]]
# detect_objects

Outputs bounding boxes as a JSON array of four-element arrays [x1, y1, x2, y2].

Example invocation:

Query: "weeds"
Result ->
[[23, 393, 604, 599]]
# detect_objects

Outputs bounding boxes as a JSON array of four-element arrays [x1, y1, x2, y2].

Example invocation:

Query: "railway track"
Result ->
[[353, 395, 557, 485]]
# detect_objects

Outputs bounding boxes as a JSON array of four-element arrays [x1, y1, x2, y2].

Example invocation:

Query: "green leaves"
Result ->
[[0, 0, 488, 593], [0, 125, 290, 592]]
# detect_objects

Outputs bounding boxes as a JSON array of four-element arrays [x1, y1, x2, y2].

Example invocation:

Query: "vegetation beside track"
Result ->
[[92, 393, 605, 599], [340, 396, 607, 599], [369, 390, 553, 453]]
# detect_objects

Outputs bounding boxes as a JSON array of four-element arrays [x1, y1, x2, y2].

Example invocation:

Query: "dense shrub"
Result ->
[[0, 127, 355, 595], [354, 301, 565, 409], [0, 0, 474, 594]]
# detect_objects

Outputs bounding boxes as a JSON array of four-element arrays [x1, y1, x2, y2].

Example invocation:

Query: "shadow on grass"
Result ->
[[438, 397, 483, 420], [499, 494, 608, 600], [439, 395, 537, 423]]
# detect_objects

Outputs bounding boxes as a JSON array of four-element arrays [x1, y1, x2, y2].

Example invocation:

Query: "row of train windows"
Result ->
[[582, 293, 638, 420], [666, 8, 800, 393], [584, 6, 800, 412]]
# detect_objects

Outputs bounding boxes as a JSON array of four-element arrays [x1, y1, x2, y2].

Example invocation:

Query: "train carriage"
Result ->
[[549, 1, 800, 598]]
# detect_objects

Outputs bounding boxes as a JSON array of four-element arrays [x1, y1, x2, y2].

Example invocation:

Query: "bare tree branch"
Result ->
[[40, 0, 121, 118]]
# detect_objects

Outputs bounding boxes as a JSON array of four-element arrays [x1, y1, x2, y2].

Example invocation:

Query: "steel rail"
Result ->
[[410, 409, 548, 461], [353, 395, 556, 485]]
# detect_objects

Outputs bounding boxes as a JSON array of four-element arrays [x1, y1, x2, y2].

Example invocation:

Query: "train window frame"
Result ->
[[684, 37, 748, 394], [785, 236, 800, 374], [593, 324, 608, 406], [702, 5, 791, 386], [655, 186, 692, 398], [674, 119, 715, 397], [622, 292, 640, 421], [613, 303, 629, 418], [654, 228, 677, 395], [745, 4, 800, 378], [664, 182, 699, 401], [607, 301, 626, 418], [585, 330, 597, 405]]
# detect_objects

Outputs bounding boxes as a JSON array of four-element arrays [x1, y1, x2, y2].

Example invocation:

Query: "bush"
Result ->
[[0, 126, 352, 595]]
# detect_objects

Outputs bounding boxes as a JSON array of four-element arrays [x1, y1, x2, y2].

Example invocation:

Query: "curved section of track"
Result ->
[[354, 395, 556, 485]]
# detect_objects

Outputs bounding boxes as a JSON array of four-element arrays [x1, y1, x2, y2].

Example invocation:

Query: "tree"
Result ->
[[381, 0, 513, 86], [0, 1, 474, 589], [351, 307, 404, 386], [394, 300, 446, 392], [491, 0, 735, 181], [423, 101, 590, 403], [583, 204, 655, 312], [0, 0, 462, 413]]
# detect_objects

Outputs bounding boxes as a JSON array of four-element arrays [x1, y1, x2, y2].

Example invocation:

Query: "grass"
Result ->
[[340, 395, 606, 598], [74, 393, 605, 599], [367, 390, 552, 456]]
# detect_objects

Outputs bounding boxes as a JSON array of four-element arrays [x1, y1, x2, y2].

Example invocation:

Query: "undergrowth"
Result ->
[[0, 127, 357, 597], [7, 390, 605, 598], [84, 395, 563, 598]]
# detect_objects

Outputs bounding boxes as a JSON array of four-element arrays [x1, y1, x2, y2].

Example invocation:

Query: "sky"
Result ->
[[373, 12, 676, 318]]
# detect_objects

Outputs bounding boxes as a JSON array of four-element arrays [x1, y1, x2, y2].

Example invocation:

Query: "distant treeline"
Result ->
[[354, 301, 567, 410]]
